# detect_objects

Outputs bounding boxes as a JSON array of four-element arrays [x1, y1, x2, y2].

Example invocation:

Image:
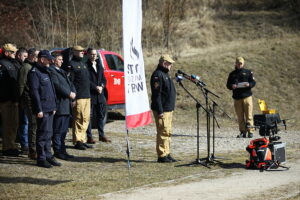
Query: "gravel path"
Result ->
[[102, 120, 300, 200], [105, 120, 300, 155]]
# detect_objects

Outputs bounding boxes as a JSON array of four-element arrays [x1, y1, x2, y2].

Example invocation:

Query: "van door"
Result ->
[[102, 53, 125, 105]]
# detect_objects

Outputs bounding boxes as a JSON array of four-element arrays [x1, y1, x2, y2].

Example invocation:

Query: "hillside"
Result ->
[[0, 0, 299, 129], [143, 1, 300, 130]]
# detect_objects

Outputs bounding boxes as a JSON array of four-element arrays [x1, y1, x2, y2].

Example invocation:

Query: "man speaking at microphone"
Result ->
[[150, 54, 177, 163]]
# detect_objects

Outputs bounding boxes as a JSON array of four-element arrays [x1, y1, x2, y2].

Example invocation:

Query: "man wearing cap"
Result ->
[[150, 54, 177, 163], [226, 57, 256, 138], [65, 45, 92, 150], [18, 48, 39, 160], [0, 43, 21, 156], [28, 50, 61, 168]]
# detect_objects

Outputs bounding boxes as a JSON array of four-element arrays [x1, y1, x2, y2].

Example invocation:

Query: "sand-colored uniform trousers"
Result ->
[[153, 111, 173, 158], [234, 96, 255, 133], [72, 98, 91, 144], [0, 101, 19, 150]]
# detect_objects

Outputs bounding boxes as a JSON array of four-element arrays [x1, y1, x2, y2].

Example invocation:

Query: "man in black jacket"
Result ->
[[86, 48, 111, 143], [150, 54, 177, 163], [65, 45, 91, 150], [0, 43, 21, 157], [28, 50, 61, 168], [18, 48, 39, 160], [226, 57, 256, 138], [49, 53, 76, 160]]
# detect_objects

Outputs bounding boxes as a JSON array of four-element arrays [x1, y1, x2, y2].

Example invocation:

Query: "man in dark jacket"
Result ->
[[0, 43, 20, 157], [18, 48, 39, 159], [28, 50, 61, 168], [64, 45, 91, 150], [86, 48, 110, 144], [49, 53, 76, 160], [16, 48, 29, 154], [150, 54, 177, 163], [226, 57, 256, 138]]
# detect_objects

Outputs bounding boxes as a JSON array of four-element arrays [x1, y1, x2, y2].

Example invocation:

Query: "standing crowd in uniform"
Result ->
[[0, 42, 256, 167], [0, 43, 111, 168]]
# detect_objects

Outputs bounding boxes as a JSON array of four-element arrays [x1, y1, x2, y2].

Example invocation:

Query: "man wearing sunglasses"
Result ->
[[0, 43, 21, 157]]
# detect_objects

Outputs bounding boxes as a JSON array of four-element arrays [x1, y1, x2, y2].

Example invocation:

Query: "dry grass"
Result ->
[[1, 129, 298, 200]]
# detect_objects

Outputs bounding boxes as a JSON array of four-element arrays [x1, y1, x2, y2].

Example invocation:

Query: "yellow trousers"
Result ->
[[234, 96, 254, 133], [72, 98, 90, 144], [153, 111, 173, 158], [0, 101, 19, 150]]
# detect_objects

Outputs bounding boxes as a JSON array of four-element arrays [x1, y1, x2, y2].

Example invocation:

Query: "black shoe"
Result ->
[[157, 156, 172, 163], [248, 132, 254, 138], [46, 157, 62, 166], [64, 152, 75, 159], [37, 160, 53, 168], [237, 132, 246, 138], [21, 147, 29, 155], [74, 142, 86, 150], [2, 149, 20, 157], [167, 154, 177, 162], [83, 143, 93, 149], [54, 153, 69, 160]]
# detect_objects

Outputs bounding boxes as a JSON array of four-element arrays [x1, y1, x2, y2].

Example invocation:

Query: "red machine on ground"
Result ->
[[245, 100, 289, 171]]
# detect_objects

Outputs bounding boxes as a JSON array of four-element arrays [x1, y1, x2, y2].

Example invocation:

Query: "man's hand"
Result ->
[[158, 113, 164, 119], [69, 92, 76, 99], [96, 86, 103, 94], [232, 84, 237, 89], [53, 110, 56, 115], [37, 112, 43, 118]]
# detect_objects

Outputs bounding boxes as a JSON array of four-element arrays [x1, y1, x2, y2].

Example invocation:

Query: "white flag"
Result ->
[[123, 0, 152, 128]]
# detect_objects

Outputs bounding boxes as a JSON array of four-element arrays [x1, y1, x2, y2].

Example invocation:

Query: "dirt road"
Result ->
[[100, 158, 300, 200]]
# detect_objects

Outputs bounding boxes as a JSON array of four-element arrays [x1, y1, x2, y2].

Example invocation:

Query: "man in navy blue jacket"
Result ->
[[49, 53, 76, 160], [28, 50, 61, 168]]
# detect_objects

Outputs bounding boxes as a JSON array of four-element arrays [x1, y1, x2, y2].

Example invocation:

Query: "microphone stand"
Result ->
[[199, 87, 221, 164], [176, 80, 209, 168]]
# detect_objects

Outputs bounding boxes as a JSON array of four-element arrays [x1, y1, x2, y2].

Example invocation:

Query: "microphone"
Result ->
[[175, 73, 183, 82], [177, 70, 206, 87]]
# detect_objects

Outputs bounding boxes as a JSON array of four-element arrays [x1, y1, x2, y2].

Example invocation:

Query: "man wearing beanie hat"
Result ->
[[0, 43, 21, 156], [150, 54, 177, 163], [226, 57, 256, 138]]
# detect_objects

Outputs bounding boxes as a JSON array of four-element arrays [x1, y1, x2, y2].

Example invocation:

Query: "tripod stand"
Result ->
[[177, 80, 209, 167], [210, 101, 231, 162]]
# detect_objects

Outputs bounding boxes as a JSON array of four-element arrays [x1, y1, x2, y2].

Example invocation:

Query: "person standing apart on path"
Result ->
[[150, 54, 177, 163], [226, 57, 256, 138]]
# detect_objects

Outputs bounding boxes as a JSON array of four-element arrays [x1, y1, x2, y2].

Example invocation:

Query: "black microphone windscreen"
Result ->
[[177, 70, 183, 74]]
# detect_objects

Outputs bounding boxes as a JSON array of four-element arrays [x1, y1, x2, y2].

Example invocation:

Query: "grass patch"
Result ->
[[0, 130, 298, 200]]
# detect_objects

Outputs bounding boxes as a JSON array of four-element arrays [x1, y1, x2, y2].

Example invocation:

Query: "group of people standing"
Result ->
[[150, 54, 256, 163], [0, 43, 110, 168]]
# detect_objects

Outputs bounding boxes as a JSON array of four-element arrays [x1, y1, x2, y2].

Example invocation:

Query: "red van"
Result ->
[[50, 48, 125, 111]]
